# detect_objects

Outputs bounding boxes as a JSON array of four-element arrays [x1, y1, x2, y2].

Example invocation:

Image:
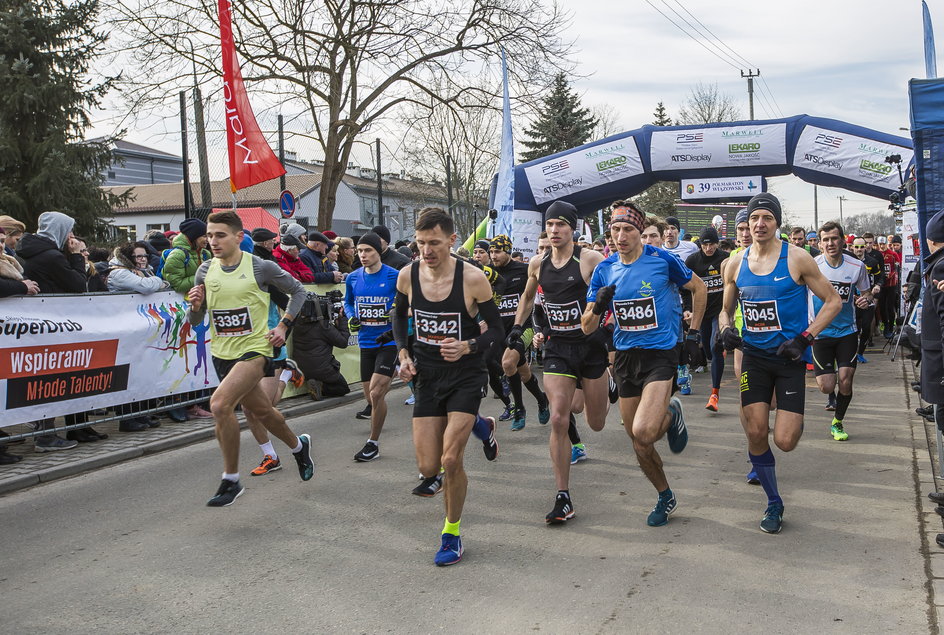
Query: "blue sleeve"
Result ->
[[344, 272, 356, 318], [659, 248, 693, 287], [587, 260, 609, 303]]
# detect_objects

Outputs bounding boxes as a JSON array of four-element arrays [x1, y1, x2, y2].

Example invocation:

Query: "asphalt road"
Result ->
[[0, 356, 931, 633]]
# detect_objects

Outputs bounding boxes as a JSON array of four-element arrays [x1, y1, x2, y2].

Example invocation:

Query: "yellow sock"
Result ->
[[442, 518, 461, 536]]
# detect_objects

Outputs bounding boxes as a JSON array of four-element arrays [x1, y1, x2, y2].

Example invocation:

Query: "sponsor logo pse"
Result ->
[[804, 153, 843, 169], [675, 132, 704, 144], [541, 159, 570, 177], [814, 133, 843, 149]]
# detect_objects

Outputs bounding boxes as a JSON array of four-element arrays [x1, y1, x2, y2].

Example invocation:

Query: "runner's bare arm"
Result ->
[[512, 257, 540, 327], [793, 248, 842, 337], [718, 250, 743, 331], [682, 273, 708, 331]]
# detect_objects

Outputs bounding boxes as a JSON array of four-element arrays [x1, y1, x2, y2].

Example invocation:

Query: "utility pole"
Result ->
[[741, 69, 760, 120], [376, 138, 384, 226], [813, 185, 819, 230], [446, 155, 454, 214], [838, 195, 847, 225], [179, 91, 193, 219], [278, 114, 286, 192]]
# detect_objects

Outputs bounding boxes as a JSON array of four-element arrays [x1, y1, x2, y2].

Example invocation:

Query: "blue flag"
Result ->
[[493, 49, 515, 238], [924, 0, 938, 78]]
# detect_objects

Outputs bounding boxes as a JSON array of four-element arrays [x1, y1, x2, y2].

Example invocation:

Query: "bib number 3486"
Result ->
[[613, 297, 658, 331]]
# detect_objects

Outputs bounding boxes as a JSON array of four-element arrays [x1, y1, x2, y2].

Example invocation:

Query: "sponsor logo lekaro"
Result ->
[[804, 153, 843, 169], [676, 132, 704, 144], [541, 159, 569, 176], [859, 159, 893, 176], [814, 133, 843, 149], [729, 143, 761, 154], [596, 155, 627, 172], [671, 153, 712, 162]]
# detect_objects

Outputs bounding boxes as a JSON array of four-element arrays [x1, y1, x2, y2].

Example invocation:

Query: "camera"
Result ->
[[300, 289, 345, 324]]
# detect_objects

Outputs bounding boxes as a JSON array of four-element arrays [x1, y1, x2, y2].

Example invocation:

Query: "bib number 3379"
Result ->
[[545, 300, 582, 332]]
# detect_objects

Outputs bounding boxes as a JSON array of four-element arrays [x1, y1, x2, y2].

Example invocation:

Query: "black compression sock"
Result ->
[[568, 413, 581, 445], [836, 391, 853, 421], [524, 375, 547, 407], [509, 373, 524, 413], [489, 372, 509, 407]]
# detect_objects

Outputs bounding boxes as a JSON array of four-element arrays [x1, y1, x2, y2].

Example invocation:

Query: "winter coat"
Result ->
[[922, 247, 944, 404], [17, 234, 87, 294], [292, 315, 350, 394], [381, 247, 411, 271], [0, 252, 29, 297], [107, 251, 170, 295], [273, 246, 315, 283], [299, 247, 337, 284], [161, 232, 211, 294]]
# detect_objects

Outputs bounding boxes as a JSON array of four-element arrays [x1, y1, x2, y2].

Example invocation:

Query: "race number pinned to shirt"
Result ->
[[703, 274, 724, 294], [741, 300, 781, 332], [831, 281, 853, 303], [545, 300, 583, 332], [613, 297, 658, 331], [414, 310, 461, 345], [497, 293, 520, 318], [211, 307, 253, 337], [358, 302, 389, 326]]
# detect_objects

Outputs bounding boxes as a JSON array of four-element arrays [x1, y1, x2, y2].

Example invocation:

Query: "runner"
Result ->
[[849, 236, 883, 363], [809, 222, 873, 441], [685, 226, 729, 411], [472, 239, 491, 268], [584, 203, 706, 526], [512, 200, 609, 525], [392, 208, 505, 566], [491, 234, 550, 431], [344, 232, 399, 462], [718, 193, 841, 533], [186, 211, 314, 507]]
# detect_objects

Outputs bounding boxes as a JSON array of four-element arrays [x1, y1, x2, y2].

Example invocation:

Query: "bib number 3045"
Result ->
[[211, 307, 253, 337], [742, 300, 781, 333]]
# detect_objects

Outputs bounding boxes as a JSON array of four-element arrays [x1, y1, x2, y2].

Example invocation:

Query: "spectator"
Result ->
[[397, 244, 414, 261], [299, 231, 342, 284], [74, 237, 108, 292], [143, 229, 172, 272], [370, 224, 411, 270], [326, 243, 340, 272], [161, 218, 211, 294], [273, 233, 315, 283], [293, 295, 352, 399], [511, 251, 524, 262], [0, 215, 26, 260], [335, 236, 356, 273], [323, 230, 338, 241], [280, 222, 307, 244], [921, 212, 944, 540], [0, 227, 39, 297], [107, 241, 171, 294]]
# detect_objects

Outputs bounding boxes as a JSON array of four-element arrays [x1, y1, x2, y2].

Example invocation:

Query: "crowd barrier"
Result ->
[[0, 284, 361, 437]]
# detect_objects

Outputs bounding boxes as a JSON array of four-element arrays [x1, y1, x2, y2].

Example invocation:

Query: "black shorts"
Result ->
[[614, 346, 680, 399], [413, 361, 487, 418], [212, 352, 274, 382], [543, 337, 608, 381], [739, 353, 805, 414], [811, 333, 858, 376], [360, 346, 397, 382]]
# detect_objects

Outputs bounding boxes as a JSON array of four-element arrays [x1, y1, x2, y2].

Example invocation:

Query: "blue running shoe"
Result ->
[[293, 434, 315, 481], [760, 502, 784, 534], [676, 365, 689, 386], [666, 397, 688, 454], [538, 401, 550, 425], [856, 353, 868, 364], [498, 404, 514, 421], [647, 492, 678, 527], [679, 380, 692, 395], [746, 469, 760, 485], [434, 533, 463, 566], [570, 443, 588, 464], [510, 409, 526, 431]]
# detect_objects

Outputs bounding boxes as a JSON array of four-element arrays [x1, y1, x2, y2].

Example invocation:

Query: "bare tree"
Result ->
[[591, 103, 624, 139], [107, 0, 573, 229], [677, 82, 742, 125]]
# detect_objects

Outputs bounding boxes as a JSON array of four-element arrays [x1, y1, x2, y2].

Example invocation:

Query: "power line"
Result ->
[[667, 0, 755, 69], [644, 0, 741, 71], [655, 1, 745, 71]]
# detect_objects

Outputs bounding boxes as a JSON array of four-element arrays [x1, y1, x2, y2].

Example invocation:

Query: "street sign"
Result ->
[[279, 190, 296, 218]]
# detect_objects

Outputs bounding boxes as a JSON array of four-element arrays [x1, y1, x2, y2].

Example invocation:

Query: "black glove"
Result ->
[[593, 285, 616, 314], [506, 324, 524, 347], [375, 329, 395, 346], [684, 329, 702, 366], [348, 317, 360, 333], [718, 326, 742, 352], [777, 331, 814, 361]]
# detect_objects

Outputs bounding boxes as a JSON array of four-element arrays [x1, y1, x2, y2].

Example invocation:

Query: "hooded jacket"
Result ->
[[161, 232, 211, 294], [273, 245, 315, 283], [107, 249, 170, 295], [17, 212, 87, 294]]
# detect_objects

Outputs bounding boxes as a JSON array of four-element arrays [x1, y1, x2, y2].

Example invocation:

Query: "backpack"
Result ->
[[155, 247, 189, 279]]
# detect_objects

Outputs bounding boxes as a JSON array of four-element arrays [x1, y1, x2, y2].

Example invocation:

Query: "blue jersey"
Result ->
[[588, 246, 693, 351], [809, 253, 871, 339], [344, 264, 399, 348], [736, 242, 809, 356]]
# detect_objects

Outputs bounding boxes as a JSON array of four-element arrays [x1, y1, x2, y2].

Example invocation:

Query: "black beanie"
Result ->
[[665, 216, 681, 231], [179, 218, 207, 244], [371, 225, 392, 244], [700, 226, 720, 243], [358, 231, 384, 257], [928, 210, 944, 242], [544, 201, 578, 230], [148, 234, 171, 252], [746, 192, 783, 227]]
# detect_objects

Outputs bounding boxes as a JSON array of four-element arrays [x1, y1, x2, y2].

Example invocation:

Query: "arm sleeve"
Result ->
[[392, 290, 410, 351], [474, 296, 505, 354], [257, 259, 306, 319], [187, 261, 211, 325]]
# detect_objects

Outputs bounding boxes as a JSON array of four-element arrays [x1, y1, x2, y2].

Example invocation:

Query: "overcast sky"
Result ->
[[94, 0, 934, 228]]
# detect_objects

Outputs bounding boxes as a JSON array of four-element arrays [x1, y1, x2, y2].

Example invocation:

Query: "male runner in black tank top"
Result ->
[[513, 201, 609, 525], [392, 208, 505, 566]]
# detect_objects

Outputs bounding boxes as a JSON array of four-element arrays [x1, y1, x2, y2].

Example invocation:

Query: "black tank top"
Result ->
[[410, 259, 481, 366], [539, 244, 587, 343]]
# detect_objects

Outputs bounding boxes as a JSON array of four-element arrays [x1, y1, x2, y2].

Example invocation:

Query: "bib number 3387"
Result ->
[[211, 307, 253, 337]]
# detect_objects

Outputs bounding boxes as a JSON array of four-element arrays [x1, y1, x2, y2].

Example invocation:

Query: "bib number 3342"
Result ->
[[414, 310, 461, 345]]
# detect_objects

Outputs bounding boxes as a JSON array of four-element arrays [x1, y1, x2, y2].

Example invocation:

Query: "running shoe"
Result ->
[[250, 454, 281, 476], [676, 365, 689, 386], [570, 443, 588, 464], [608, 373, 619, 404], [434, 533, 463, 566], [666, 397, 688, 454], [805, 362, 814, 372], [482, 417, 499, 461], [747, 469, 760, 485], [355, 404, 372, 420], [293, 434, 315, 480], [354, 441, 380, 462], [679, 379, 692, 395], [694, 366, 705, 374], [545, 493, 575, 525], [412, 474, 443, 497], [760, 502, 784, 534], [511, 409, 526, 431], [284, 358, 305, 388], [825, 394, 837, 411], [538, 401, 551, 425], [705, 393, 719, 412], [647, 492, 678, 527], [857, 353, 868, 364], [498, 404, 514, 421], [501, 376, 511, 398], [404, 394, 415, 406], [206, 479, 244, 507], [830, 420, 849, 442]]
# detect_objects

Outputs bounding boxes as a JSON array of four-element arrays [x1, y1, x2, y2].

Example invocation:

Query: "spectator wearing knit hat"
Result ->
[[370, 224, 411, 270], [160, 218, 211, 294]]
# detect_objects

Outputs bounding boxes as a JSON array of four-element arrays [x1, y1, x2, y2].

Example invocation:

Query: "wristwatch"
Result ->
[[467, 338, 478, 354], [280, 317, 293, 328]]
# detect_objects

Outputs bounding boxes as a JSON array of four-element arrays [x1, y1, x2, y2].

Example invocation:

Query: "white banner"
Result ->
[[511, 209, 545, 261], [793, 125, 915, 190], [650, 124, 787, 172], [0, 292, 219, 426], [524, 137, 645, 205], [680, 175, 763, 200]]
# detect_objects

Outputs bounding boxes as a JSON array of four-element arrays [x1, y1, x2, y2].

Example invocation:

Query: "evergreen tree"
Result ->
[[519, 73, 598, 162], [633, 102, 678, 217], [0, 0, 125, 239]]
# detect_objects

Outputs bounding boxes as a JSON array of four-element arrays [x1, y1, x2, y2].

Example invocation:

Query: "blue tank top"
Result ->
[[736, 242, 809, 356]]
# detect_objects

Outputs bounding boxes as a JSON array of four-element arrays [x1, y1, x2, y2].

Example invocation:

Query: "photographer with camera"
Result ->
[[292, 288, 352, 400]]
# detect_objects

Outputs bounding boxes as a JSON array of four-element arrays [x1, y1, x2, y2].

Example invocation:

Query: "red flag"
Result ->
[[218, 0, 285, 191]]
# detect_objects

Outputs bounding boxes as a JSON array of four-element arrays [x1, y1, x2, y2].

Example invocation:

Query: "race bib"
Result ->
[[742, 299, 781, 333], [613, 297, 658, 332], [414, 309, 461, 345], [211, 307, 253, 337], [545, 300, 583, 332], [831, 281, 853, 303], [497, 293, 520, 318], [358, 302, 389, 326], [704, 274, 723, 294]]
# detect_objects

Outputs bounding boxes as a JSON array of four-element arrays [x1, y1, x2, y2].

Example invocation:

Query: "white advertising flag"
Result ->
[[650, 124, 788, 172], [793, 125, 914, 190]]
